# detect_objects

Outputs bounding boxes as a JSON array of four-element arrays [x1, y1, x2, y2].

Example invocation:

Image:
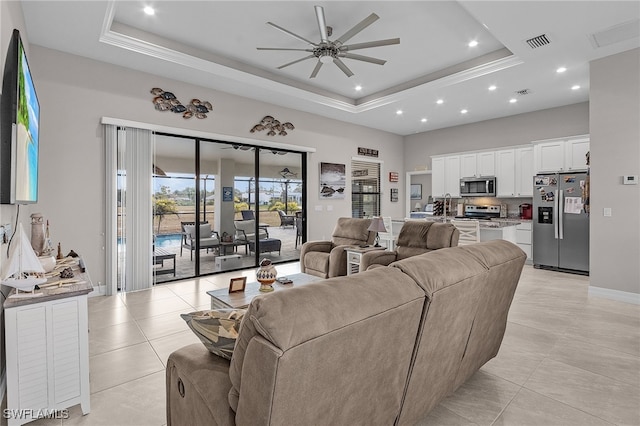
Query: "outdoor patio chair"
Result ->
[[180, 221, 220, 260], [277, 210, 295, 228]]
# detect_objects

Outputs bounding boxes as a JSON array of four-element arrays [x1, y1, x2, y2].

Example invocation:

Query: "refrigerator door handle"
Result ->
[[558, 189, 564, 239], [554, 188, 559, 239]]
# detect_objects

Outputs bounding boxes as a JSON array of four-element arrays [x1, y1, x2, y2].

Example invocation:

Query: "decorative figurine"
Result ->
[[57, 243, 63, 260], [30, 213, 46, 255], [256, 258, 277, 292]]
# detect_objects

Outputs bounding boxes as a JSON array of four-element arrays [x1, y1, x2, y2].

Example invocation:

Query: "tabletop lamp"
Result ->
[[367, 217, 388, 247], [414, 202, 422, 212]]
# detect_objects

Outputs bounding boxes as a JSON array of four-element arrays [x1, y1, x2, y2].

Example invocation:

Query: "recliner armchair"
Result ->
[[300, 217, 375, 278], [360, 220, 459, 271]]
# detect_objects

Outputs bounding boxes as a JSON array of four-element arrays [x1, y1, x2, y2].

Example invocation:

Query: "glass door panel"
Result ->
[[152, 135, 196, 283], [256, 148, 304, 263]]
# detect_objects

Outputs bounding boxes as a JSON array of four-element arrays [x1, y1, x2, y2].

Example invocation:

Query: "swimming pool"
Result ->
[[154, 233, 182, 247]]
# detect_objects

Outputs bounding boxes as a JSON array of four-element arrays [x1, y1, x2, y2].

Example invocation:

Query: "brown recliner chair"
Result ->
[[300, 217, 376, 278], [360, 220, 459, 271]]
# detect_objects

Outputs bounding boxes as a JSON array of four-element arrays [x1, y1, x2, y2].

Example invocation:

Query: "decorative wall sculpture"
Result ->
[[150, 88, 212, 119], [250, 115, 295, 136]]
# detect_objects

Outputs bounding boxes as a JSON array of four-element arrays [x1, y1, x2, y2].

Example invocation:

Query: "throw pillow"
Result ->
[[181, 309, 246, 360], [183, 224, 196, 240], [199, 223, 212, 238]]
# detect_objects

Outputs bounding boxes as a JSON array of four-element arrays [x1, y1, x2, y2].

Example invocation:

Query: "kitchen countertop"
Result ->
[[423, 217, 529, 229]]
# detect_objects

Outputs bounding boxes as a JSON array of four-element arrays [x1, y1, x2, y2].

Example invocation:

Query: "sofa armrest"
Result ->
[[360, 251, 399, 271], [328, 244, 354, 277], [299, 241, 333, 274]]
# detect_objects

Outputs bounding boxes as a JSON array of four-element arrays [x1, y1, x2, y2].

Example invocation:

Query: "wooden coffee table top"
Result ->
[[207, 272, 323, 309]]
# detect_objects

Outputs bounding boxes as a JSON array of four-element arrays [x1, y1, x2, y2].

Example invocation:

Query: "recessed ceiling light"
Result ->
[[460, 109, 468, 114], [436, 99, 444, 105], [468, 40, 478, 47], [556, 66, 567, 73], [571, 85, 581, 90], [421, 118, 427, 123], [509, 98, 517, 103], [143, 6, 155, 15], [355, 85, 362, 91], [396, 110, 403, 115], [488, 85, 497, 91]]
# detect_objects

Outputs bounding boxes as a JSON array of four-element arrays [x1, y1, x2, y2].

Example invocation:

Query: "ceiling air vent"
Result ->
[[515, 89, 531, 96], [525, 34, 551, 49]]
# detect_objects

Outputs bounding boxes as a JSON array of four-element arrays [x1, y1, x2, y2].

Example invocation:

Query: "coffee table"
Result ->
[[207, 272, 323, 309]]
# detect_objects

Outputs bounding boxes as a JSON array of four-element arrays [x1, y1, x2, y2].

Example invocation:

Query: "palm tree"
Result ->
[[153, 197, 179, 233]]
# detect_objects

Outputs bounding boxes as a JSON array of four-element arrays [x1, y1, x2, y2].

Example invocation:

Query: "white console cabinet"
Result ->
[[4, 273, 92, 425]]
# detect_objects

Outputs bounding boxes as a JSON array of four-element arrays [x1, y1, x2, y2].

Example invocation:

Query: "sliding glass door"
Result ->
[[107, 125, 306, 292]]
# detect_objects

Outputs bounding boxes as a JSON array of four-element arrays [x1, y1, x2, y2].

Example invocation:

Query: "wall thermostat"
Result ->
[[623, 175, 638, 185]]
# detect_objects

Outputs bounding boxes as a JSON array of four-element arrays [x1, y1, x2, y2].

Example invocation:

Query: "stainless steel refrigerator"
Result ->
[[532, 172, 589, 273]]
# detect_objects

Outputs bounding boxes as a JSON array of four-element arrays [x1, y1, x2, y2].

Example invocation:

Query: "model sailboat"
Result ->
[[2, 223, 46, 292]]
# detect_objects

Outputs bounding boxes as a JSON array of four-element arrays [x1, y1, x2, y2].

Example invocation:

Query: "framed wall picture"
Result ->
[[410, 184, 422, 200], [319, 162, 346, 199], [228, 277, 247, 293], [389, 172, 399, 182], [390, 188, 399, 202], [222, 187, 233, 202]]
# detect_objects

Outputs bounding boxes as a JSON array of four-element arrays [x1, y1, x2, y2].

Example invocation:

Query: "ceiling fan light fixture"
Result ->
[[319, 53, 333, 64]]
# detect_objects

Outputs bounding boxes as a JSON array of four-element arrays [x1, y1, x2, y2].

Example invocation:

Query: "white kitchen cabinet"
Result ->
[[495, 149, 516, 197], [4, 277, 92, 426], [431, 157, 445, 197], [516, 222, 532, 262], [534, 136, 589, 173], [460, 152, 495, 178], [534, 140, 564, 173], [515, 146, 533, 196], [565, 137, 590, 171], [460, 154, 478, 178], [444, 155, 461, 197], [477, 151, 496, 176]]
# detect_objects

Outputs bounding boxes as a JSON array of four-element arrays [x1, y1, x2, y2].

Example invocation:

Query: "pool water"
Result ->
[[154, 233, 182, 248]]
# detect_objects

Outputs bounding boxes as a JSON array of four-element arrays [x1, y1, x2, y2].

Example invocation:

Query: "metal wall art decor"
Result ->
[[150, 88, 212, 119], [250, 115, 295, 136]]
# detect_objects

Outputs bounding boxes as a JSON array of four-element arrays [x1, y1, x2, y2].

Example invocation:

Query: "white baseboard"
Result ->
[[589, 286, 640, 305], [88, 284, 107, 297]]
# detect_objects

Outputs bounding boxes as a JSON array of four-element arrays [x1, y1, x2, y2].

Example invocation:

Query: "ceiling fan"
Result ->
[[257, 5, 400, 78]]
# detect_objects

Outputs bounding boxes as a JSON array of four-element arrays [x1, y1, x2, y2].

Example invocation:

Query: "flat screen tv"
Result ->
[[1, 29, 40, 204]]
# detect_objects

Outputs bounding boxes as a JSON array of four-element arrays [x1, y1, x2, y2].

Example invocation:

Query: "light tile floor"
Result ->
[[3, 264, 639, 425]]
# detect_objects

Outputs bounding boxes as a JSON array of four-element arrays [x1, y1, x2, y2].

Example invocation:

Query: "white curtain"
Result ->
[[104, 125, 154, 293]]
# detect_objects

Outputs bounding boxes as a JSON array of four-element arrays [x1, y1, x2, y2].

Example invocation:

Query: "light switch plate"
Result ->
[[623, 175, 638, 185], [603, 207, 612, 217]]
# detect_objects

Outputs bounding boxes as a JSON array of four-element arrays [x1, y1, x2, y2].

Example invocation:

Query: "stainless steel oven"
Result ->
[[459, 177, 496, 197]]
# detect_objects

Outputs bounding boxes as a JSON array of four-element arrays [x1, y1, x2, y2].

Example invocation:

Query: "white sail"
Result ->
[[2, 223, 46, 291]]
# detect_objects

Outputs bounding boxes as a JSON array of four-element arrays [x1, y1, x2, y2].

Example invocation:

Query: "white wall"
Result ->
[[28, 45, 404, 289], [590, 48, 640, 297]]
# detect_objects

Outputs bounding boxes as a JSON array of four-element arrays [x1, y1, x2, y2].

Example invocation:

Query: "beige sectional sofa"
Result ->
[[166, 240, 526, 425]]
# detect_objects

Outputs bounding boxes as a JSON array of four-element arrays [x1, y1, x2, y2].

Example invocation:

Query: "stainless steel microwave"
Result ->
[[459, 177, 496, 197]]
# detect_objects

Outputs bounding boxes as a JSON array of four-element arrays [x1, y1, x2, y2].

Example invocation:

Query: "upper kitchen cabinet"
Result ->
[[495, 149, 516, 197], [495, 146, 533, 197], [534, 135, 590, 173], [460, 152, 495, 178], [564, 137, 590, 171], [431, 155, 460, 198], [515, 147, 533, 197]]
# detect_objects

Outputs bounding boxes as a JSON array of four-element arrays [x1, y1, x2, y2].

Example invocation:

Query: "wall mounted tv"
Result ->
[[0, 29, 40, 204]]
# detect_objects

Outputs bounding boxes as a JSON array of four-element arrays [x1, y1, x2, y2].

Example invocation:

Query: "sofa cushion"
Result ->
[[180, 309, 245, 360], [302, 251, 330, 275], [331, 217, 373, 246]]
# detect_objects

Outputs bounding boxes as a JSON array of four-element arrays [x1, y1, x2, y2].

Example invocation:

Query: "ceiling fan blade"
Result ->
[[339, 52, 386, 65], [334, 13, 379, 46], [257, 47, 314, 52], [277, 55, 315, 69], [340, 38, 400, 51], [266, 22, 317, 46], [314, 6, 329, 43], [333, 57, 354, 77], [310, 60, 323, 78]]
